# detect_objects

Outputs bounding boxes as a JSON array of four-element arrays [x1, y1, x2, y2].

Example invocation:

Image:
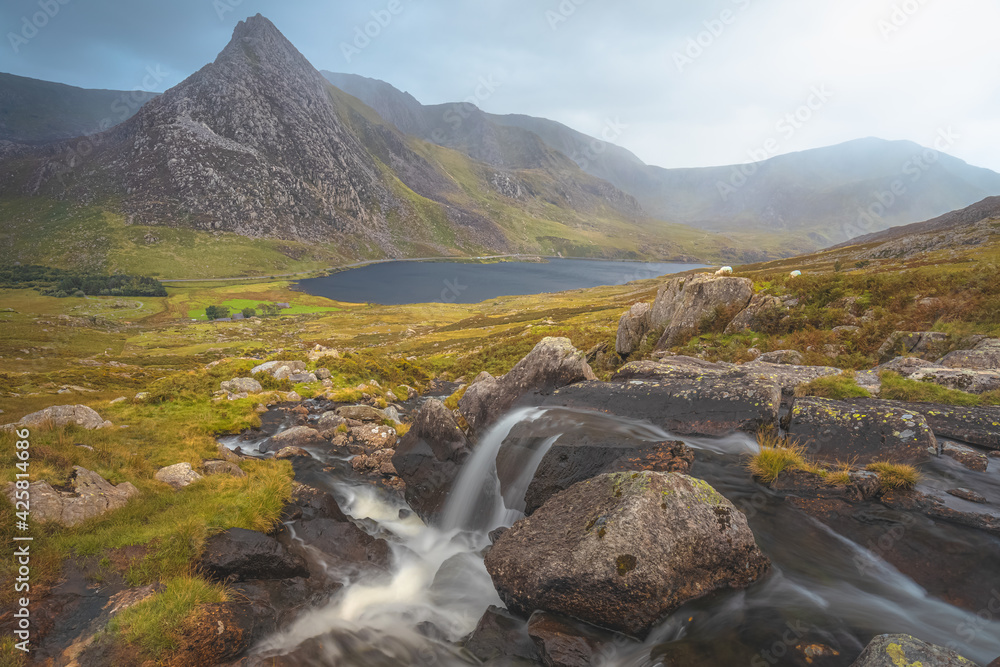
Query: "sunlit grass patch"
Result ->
[[866, 461, 920, 492], [795, 372, 872, 400], [879, 371, 997, 406], [747, 429, 812, 484]]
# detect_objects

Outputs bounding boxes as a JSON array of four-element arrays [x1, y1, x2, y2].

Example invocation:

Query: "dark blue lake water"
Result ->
[[293, 259, 706, 305]]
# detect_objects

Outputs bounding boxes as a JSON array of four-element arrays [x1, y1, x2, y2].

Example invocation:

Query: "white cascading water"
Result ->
[[249, 406, 1000, 666]]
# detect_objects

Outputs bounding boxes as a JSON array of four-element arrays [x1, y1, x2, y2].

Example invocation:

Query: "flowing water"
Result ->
[[245, 406, 1000, 666]]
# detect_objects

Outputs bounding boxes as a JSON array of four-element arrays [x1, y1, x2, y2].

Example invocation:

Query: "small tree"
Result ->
[[205, 305, 229, 320], [834, 260, 843, 272], [242, 307, 256, 318], [257, 303, 281, 317]]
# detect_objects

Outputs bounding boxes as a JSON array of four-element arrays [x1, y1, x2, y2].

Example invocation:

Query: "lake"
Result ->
[[292, 258, 707, 305]]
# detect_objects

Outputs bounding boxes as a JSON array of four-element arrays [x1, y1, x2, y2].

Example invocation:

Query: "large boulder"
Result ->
[[335, 405, 386, 423], [650, 274, 754, 349], [940, 338, 1000, 370], [266, 426, 326, 451], [3, 466, 139, 526], [154, 462, 203, 489], [724, 294, 782, 335], [484, 471, 770, 638], [350, 423, 397, 451], [459, 337, 596, 433], [615, 302, 652, 357], [199, 528, 309, 582], [2, 405, 112, 431], [851, 634, 979, 666], [785, 397, 935, 464], [392, 399, 471, 520], [848, 399, 1000, 452], [464, 605, 541, 664], [220, 377, 262, 394]]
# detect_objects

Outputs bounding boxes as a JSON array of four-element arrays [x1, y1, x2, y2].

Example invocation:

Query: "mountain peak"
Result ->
[[219, 14, 309, 71], [231, 13, 277, 40]]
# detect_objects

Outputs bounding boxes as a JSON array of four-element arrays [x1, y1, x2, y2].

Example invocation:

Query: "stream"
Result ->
[[226, 403, 1000, 666]]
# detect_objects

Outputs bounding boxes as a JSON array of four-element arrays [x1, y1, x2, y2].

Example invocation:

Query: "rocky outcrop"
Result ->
[[2, 404, 112, 431], [540, 373, 780, 436], [615, 302, 652, 357], [350, 424, 397, 451], [940, 338, 1000, 370], [459, 337, 596, 432], [351, 449, 397, 476], [519, 437, 693, 515], [785, 398, 935, 464], [391, 399, 471, 520], [252, 360, 307, 378], [650, 274, 754, 349], [847, 399, 1000, 452], [851, 634, 979, 666], [876, 331, 950, 363], [154, 462, 203, 489], [484, 471, 770, 638], [879, 356, 1000, 394], [724, 294, 782, 335], [756, 349, 804, 365], [3, 466, 139, 526], [220, 377, 263, 394], [199, 528, 309, 582]]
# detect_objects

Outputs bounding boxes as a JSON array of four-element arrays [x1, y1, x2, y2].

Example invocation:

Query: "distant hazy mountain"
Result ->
[[0, 72, 158, 144], [324, 72, 1000, 248], [1, 15, 747, 275]]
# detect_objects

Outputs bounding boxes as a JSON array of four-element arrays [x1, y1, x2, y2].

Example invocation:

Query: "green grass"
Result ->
[[879, 371, 1000, 406], [186, 298, 340, 321], [105, 575, 228, 656], [796, 373, 872, 400], [747, 430, 815, 483]]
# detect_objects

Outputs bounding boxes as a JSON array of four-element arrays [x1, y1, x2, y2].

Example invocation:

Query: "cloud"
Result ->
[[1, 0, 997, 171]]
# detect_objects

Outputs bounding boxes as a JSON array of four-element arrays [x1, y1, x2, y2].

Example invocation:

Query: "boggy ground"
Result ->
[[2, 239, 1000, 664]]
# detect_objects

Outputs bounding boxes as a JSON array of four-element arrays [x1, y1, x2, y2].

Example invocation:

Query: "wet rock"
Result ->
[[289, 484, 349, 522], [1, 404, 112, 431], [538, 375, 780, 437], [785, 397, 934, 465], [527, 611, 624, 667], [166, 602, 258, 667], [351, 423, 397, 451], [221, 377, 262, 394], [392, 399, 471, 519], [877, 331, 950, 363], [294, 518, 391, 570], [352, 449, 397, 476], [851, 633, 979, 666], [335, 405, 386, 422], [615, 302, 651, 357], [882, 489, 1000, 538], [267, 425, 325, 451], [316, 411, 347, 430], [200, 528, 309, 582], [650, 274, 754, 349], [488, 527, 508, 544], [459, 337, 596, 433], [484, 472, 770, 638], [724, 294, 783, 335], [848, 399, 1000, 452], [519, 437, 693, 515], [947, 488, 988, 504], [202, 459, 246, 477], [275, 446, 312, 459], [940, 338, 1000, 370], [154, 462, 203, 489], [465, 605, 542, 664], [3, 466, 139, 526], [941, 441, 990, 472]]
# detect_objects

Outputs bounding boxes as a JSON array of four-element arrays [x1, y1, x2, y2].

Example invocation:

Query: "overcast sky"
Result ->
[[2, 0, 998, 171]]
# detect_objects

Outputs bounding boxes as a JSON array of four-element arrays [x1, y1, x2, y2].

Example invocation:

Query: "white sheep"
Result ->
[[790, 270, 802, 277], [715, 266, 734, 276]]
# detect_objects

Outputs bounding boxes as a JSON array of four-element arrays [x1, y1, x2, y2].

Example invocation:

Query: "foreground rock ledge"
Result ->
[[850, 633, 980, 666], [484, 471, 770, 638]]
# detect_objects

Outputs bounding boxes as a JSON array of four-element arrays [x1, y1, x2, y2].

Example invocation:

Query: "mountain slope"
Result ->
[[0, 72, 158, 144], [0, 16, 745, 276], [324, 72, 1000, 248]]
